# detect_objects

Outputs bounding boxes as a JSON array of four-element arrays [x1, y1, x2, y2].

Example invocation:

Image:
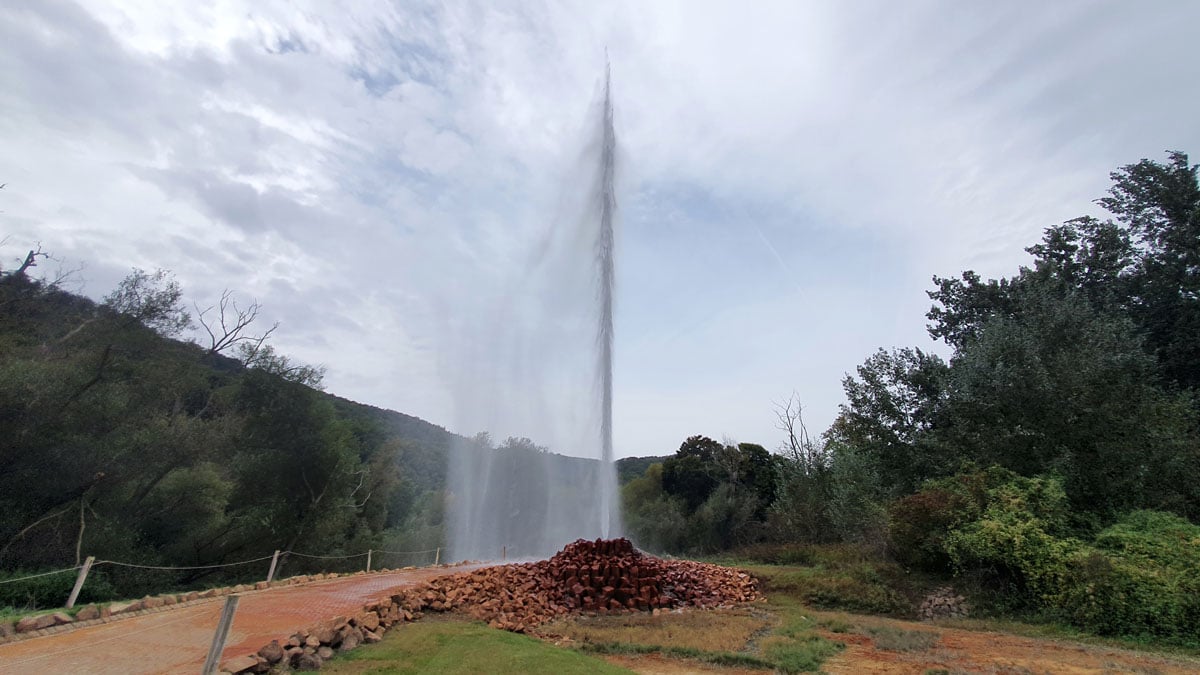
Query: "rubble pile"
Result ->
[[403, 537, 760, 631]]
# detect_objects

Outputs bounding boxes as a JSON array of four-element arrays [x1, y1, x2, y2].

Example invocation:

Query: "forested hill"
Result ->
[[0, 266, 584, 596]]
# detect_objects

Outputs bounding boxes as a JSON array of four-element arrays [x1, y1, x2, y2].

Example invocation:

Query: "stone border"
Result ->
[[0, 565, 460, 646]]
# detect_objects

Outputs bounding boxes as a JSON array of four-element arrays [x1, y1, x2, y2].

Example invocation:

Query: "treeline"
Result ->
[[623, 151, 1200, 641], [0, 263, 454, 606]]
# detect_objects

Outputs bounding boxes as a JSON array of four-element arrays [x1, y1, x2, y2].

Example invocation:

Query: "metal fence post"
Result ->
[[434, 547, 440, 566], [65, 556, 94, 609], [201, 594, 240, 675], [366, 549, 372, 573], [266, 550, 280, 583]]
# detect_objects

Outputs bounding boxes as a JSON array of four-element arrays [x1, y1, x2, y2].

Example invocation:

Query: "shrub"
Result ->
[[1053, 512, 1200, 639]]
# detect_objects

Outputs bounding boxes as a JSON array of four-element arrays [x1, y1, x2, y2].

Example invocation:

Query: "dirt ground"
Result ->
[[820, 619, 1200, 675], [0, 565, 479, 675], [586, 611, 1200, 675]]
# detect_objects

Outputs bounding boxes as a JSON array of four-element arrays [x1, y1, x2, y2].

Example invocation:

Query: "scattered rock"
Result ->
[[219, 654, 258, 674], [0, 620, 16, 638], [74, 605, 100, 622], [257, 640, 284, 664], [142, 596, 165, 610], [363, 629, 382, 644], [108, 600, 139, 614], [919, 586, 971, 621], [316, 646, 334, 660], [294, 652, 323, 671], [339, 630, 361, 651]]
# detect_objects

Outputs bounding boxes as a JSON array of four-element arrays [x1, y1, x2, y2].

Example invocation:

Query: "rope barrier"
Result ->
[[371, 547, 438, 556], [0, 565, 82, 585], [94, 554, 277, 571], [284, 550, 370, 560], [2, 546, 441, 588]]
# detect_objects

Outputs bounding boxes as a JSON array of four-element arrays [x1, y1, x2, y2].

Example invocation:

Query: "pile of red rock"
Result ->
[[401, 537, 760, 632]]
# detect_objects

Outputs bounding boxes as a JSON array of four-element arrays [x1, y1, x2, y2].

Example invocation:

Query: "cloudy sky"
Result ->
[[2, 0, 1198, 458]]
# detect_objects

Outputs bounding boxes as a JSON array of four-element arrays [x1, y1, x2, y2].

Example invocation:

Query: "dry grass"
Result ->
[[864, 625, 941, 652], [543, 606, 772, 653]]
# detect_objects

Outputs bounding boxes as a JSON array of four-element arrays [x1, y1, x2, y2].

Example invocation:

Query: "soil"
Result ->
[[599, 613, 1200, 675], [821, 621, 1200, 674], [0, 566, 479, 675]]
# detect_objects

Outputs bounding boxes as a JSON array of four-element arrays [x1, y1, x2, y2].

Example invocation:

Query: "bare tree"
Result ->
[[774, 391, 827, 471], [195, 289, 278, 358]]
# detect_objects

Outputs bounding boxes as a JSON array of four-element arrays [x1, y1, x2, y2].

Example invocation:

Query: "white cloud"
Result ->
[[2, 0, 1198, 457]]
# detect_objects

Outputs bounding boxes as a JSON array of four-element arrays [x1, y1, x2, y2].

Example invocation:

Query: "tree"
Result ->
[[102, 268, 191, 336], [828, 347, 950, 494], [661, 435, 723, 512], [1101, 151, 1200, 391], [196, 289, 278, 358], [938, 290, 1199, 519]]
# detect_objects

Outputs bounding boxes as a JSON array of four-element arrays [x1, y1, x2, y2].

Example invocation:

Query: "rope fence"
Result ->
[[0, 565, 83, 586], [0, 545, 446, 616]]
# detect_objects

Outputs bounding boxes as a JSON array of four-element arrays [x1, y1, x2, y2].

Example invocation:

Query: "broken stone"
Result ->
[[257, 640, 284, 664], [218, 655, 258, 674]]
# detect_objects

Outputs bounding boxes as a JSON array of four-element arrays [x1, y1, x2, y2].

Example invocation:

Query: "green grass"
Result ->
[[764, 635, 845, 673], [322, 617, 631, 675]]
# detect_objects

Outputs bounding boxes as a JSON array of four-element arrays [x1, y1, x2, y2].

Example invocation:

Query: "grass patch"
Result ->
[[322, 616, 630, 675], [550, 595, 844, 673], [864, 625, 940, 652], [546, 605, 769, 652], [748, 563, 912, 615], [576, 642, 775, 670], [764, 635, 845, 673], [818, 616, 853, 633]]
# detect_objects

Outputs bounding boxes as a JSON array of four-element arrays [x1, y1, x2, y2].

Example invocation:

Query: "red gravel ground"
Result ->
[[0, 566, 479, 675]]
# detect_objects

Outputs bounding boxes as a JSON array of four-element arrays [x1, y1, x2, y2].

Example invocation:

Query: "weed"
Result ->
[[764, 635, 845, 673], [865, 625, 940, 652], [819, 617, 853, 633]]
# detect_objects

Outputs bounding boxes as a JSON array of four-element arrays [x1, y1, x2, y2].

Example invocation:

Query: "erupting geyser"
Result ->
[[445, 61, 623, 561], [596, 61, 618, 538]]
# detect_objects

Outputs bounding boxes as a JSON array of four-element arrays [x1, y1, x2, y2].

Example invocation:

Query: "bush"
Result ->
[[1053, 512, 1200, 639]]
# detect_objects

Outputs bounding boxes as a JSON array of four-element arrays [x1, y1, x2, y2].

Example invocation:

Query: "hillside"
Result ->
[[0, 268, 608, 608]]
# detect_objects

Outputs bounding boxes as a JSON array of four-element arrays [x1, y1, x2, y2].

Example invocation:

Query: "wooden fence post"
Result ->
[[65, 556, 95, 609], [266, 550, 281, 583], [366, 549, 372, 573], [434, 547, 440, 566], [201, 595, 240, 675]]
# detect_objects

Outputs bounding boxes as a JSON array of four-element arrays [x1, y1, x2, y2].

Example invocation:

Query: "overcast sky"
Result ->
[[3, 1, 1199, 458]]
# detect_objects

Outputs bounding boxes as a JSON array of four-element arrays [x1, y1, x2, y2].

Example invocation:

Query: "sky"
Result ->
[[2, 1, 1199, 459]]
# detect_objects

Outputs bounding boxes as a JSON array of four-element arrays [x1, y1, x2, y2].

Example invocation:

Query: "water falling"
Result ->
[[444, 63, 623, 561]]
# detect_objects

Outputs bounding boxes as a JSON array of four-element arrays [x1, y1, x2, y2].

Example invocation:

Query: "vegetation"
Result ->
[[324, 616, 631, 674], [0, 257, 456, 610], [622, 151, 1200, 644]]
